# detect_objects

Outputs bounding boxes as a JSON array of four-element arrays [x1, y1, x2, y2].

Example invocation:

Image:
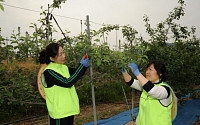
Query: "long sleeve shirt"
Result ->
[[126, 78, 171, 107], [43, 63, 87, 88]]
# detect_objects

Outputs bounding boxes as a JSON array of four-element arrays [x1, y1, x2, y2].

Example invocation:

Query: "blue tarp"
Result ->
[[84, 99, 200, 125], [173, 99, 200, 125], [83, 108, 138, 125]]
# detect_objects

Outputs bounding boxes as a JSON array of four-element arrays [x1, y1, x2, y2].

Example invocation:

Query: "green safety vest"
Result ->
[[42, 62, 80, 119], [137, 82, 172, 125]]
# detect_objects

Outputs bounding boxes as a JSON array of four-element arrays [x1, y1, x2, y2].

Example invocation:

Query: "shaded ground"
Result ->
[[125, 121, 135, 125], [7, 96, 200, 125], [8, 99, 138, 125], [194, 117, 200, 125]]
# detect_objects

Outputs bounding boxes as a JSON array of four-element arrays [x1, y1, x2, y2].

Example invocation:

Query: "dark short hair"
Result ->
[[39, 43, 61, 64], [147, 60, 168, 82]]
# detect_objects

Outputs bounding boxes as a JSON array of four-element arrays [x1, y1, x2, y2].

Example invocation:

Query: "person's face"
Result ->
[[50, 46, 66, 64], [146, 64, 160, 83]]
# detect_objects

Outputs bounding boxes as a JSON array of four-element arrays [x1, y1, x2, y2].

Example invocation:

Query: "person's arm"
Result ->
[[137, 74, 170, 99], [43, 55, 89, 88], [136, 74, 148, 86], [122, 71, 132, 83], [128, 63, 170, 99], [43, 63, 87, 88], [68, 66, 87, 77], [122, 67, 142, 91], [68, 67, 76, 75]]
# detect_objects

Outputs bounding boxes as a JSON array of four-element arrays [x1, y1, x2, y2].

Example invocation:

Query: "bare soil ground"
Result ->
[[194, 117, 200, 125], [8, 100, 137, 125], [6, 102, 200, 125], [7, 93, 200, 125]]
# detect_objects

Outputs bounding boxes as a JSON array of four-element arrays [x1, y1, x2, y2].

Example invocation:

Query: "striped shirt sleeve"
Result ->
[[43, 63, 87, 88]]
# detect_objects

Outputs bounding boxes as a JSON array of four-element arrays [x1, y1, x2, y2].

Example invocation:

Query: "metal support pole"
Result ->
[[46, 4, 50, 125], [86, 15, 97, 125], [80, 20, 83, 35], [131, 88, 135, 121], [116, 29, 118, 51], [46, 4, 50, 45]]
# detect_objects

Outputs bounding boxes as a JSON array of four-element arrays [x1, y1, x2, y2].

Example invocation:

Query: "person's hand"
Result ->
[[128, 63, 141, 77], [121, 66, 127, 73], [80, 55, 89, 67]]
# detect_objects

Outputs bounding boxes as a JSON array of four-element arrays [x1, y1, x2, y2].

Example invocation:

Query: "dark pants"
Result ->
[[49, 115, 74, 125]]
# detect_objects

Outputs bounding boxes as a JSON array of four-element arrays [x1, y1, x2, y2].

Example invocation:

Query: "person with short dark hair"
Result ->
[[39, 43, 89, 125], [122, 60, 177, 125]]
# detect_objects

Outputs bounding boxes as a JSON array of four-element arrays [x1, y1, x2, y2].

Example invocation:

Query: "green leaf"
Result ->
[[96, 59, 101, 66], [0, 4, 4, 11]]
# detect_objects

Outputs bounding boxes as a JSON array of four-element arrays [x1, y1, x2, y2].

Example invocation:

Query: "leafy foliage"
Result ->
[[142, 0, 200, 98], [52, 0, 67, 8], [0, 0, 4, 11], [143, 40, 200, 98], [0, 0, 200, 123]]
